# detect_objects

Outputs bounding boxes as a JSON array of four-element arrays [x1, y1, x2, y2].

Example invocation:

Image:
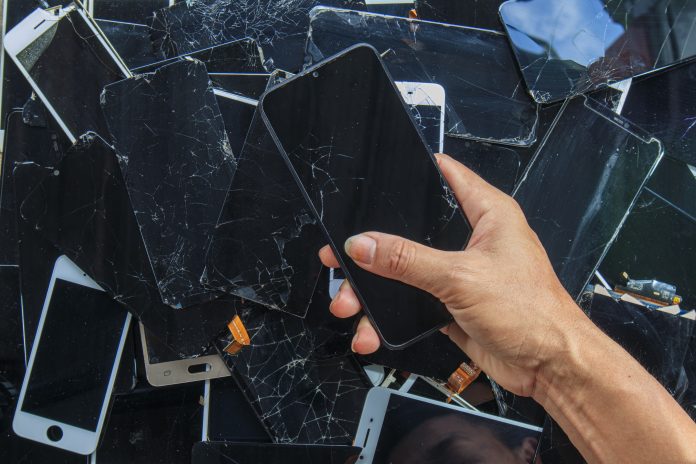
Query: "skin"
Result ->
[[320, 154, 696, 463]]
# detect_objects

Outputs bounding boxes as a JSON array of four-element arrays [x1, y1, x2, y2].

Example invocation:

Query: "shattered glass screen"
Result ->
[[619, 59, 696, 166], [262, 45, 471, 348], [307, 7, 539, 146], [13, 7, 127, 141], [372, 394, 541, 463], [149, 0, 368, 72], [500, 0, 696, 103], [22, 279, 128, 430], [513, 96, 663, 298], [215, 304, 370, 444], [101, 59, 235, 309]]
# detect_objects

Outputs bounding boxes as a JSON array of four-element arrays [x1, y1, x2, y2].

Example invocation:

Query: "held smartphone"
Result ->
[[259, 45, 471, 349], [12, 255, 132, 455], [139, 322, 230, 387], [4, 5, 130, 142], [355, 387, 542, 463], [395, 81, 446, 153]]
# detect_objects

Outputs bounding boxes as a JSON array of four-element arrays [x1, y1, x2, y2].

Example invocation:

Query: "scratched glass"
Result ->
[[500, 0, 696, 103]]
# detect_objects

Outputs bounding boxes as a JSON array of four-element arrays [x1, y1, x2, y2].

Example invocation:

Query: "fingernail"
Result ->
[[351, 331, 360, 353], [344, 235, 376, 265]]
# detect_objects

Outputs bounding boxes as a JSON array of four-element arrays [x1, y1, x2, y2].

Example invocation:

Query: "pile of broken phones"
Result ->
[[0, 1, 694, 463]]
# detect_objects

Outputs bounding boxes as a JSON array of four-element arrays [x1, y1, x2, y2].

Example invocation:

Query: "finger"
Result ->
[[344, 231, 452, 297], [329, 280, 362, 318], [435, 153, 508, 228], [319, 245, 340, 268], [352, 316, 381, 354]]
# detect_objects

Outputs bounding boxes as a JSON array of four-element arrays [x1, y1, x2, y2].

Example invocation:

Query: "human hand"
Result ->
[[319, 153, 590, 397]]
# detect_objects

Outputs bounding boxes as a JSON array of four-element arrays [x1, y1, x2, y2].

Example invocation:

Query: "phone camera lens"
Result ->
[[47, 425, 63, 441]]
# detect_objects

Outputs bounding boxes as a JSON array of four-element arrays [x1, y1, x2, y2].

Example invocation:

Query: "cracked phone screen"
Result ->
[[599, 180, 696, 312], [101, 58, 236, 309], [203, 110, 325, 318], [406, 104, 443, 154], [192, 442, 362, 463], [96, 19, 162, 70], [587, 290, 694, 402], [133, 39, 267, 74], [215, 90, 259, 157], [261, 45, 471, 348], [215, 303, 370, 444], [415, 0, 506, 32], [10, 6, 128, 142], [306, 7, 538, 146], [618, 59, 696, 166], [149, 0, 368, 72], [18, 136, 238, 357], [513, 96, 663, 299], [500, 0, 696, 103]]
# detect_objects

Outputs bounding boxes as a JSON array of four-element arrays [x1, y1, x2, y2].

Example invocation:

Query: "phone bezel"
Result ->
[[354, 387, 544, 463], [138, 322, 230, 387], [12, 255, 132, 455], [3, 5, 131, 143]]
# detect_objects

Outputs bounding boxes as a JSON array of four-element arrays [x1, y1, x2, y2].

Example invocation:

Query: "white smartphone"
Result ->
[[138, 322, 230, 387], [355, 387, 542, 463], [13, 255, 132, 455], [395, 81, 446, 154], [4, 5, 130, 143]]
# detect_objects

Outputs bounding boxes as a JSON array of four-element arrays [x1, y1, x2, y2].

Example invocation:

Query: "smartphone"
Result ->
[[395, 81, 445, 153], [12, 255, 132, 455], [138, 322, 229, 387], [355, 387, 542, 463], [259, 45, 471, 349], [4, 5, 130, 142]]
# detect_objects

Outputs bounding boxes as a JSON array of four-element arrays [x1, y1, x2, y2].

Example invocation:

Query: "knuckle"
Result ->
[[387, 239, 417, 276]]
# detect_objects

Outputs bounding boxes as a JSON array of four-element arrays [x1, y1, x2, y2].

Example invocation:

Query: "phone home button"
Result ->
[[47, 425, 63, 442]]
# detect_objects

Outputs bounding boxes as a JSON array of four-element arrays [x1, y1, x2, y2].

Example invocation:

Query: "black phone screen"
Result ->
[[14, 8, 126, 140], [22, 278, 129, 431], [192, 441, 361, 464], [372, 395, 541, 464], [261, 46, 471, 348]]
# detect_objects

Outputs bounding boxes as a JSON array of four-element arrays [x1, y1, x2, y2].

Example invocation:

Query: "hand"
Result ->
[[319, 153, 589, 397]]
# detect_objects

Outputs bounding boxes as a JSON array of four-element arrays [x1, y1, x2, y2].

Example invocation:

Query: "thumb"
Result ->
[[344, 231, 453, 297]]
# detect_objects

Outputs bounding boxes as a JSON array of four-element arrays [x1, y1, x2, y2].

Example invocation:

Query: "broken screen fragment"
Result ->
[[500, 0, 696, 103], [307, 7, 539, 146]]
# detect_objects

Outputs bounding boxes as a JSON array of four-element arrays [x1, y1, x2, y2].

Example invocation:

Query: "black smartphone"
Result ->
[[259, 45, 471, 349]]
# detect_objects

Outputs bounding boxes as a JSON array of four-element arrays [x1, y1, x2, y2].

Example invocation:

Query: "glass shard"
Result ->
[[149, 0, 368, 72], [307, 7, 539, 146], [619, 59, 696, 166], [101, 59, 235, 309], [203, 110, 324, 318], [215, 304, 370, 444], [18, 137, 238, 356], [513, 96, 663, 299], [500, 0, 696, 103]]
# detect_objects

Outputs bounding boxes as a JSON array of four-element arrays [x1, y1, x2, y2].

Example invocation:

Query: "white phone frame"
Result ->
[[4, 5, 131, 143], [13, 255, 132, 455], [395, 81, 446, 153], [138, 322, 230, 387], [355, 387, 543, 463]]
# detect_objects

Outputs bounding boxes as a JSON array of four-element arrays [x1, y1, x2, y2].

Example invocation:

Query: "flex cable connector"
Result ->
[[446, 361, 481, 400], [223, 315, 250, 355]]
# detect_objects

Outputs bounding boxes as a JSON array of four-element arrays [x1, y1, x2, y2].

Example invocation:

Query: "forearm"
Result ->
[[534, 306, 696, 463]]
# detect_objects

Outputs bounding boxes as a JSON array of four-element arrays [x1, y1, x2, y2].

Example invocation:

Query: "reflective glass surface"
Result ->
[[500, 0, 696, 103]]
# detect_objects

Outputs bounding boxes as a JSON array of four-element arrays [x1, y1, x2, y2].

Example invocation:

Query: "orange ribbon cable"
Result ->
[[223, 315, 250, 355]]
